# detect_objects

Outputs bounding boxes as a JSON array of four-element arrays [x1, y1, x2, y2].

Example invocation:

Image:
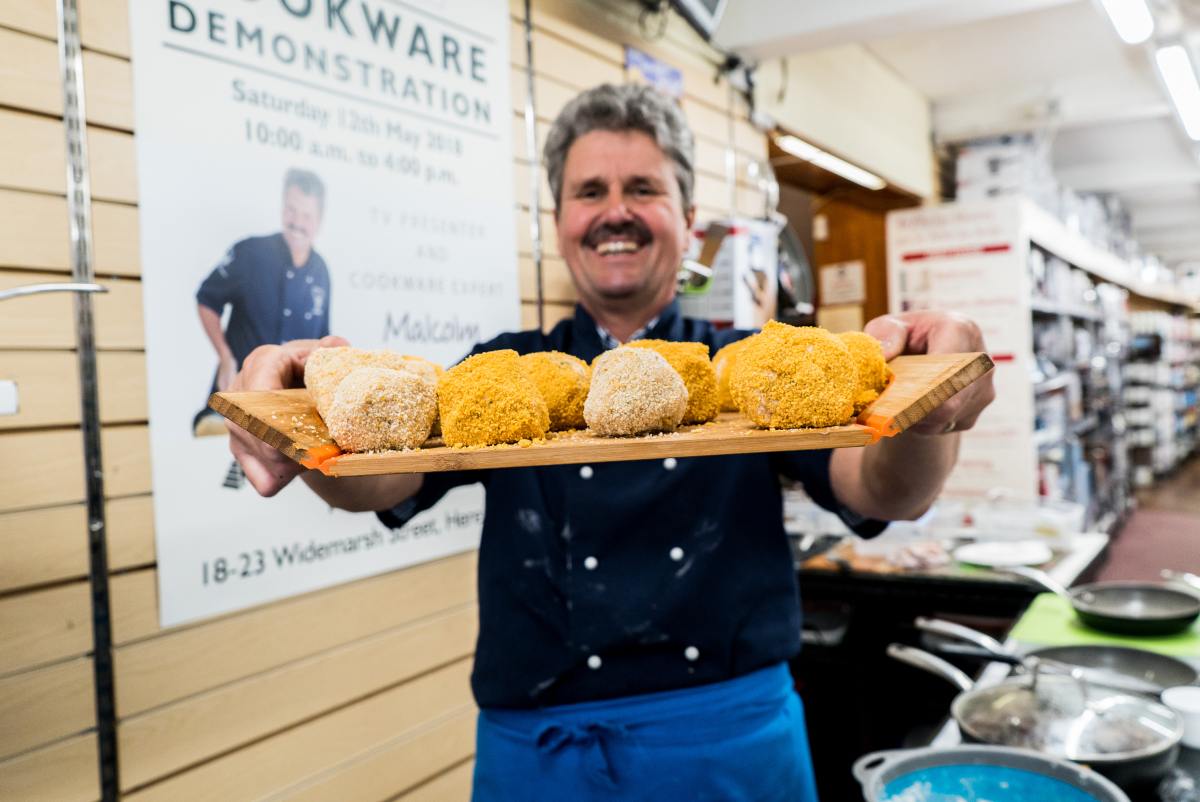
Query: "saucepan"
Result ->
[[887, 643, 1184, 787], [853, 744, 1130, 802], [1007, 566, 1200, 637], [915, 616, 1199, 695]]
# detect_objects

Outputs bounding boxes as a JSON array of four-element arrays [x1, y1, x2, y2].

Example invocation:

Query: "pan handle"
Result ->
[[915, 617, 1009, 657], [851, 748, 912, 787], [886, 643, 974, 692], [1005, 566, 1073, 602]]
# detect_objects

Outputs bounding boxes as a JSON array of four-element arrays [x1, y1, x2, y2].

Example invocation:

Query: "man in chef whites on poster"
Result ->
[[224, 85, 995, 800], [193, 168, 331, 437]]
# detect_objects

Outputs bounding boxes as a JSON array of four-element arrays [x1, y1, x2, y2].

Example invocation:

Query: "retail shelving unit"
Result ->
[[887, 197, 1198, 530], [1124, 312, 1200, 484]]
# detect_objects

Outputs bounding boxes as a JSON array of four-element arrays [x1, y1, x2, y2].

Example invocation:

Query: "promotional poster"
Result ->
[[128, 0, 518, 626]]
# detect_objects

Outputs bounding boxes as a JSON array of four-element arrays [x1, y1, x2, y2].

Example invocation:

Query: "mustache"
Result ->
[[583, 220, 653, 249]]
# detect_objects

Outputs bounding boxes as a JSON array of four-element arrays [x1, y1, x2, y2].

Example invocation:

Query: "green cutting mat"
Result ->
[[1009, 593, 1200, 657]]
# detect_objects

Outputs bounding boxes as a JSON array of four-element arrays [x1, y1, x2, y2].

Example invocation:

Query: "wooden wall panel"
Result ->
[[98, 351, 149, 422], [532, 30, 624, 90], [106, 494, 155, 570], [92, 199, 141, 277], [88, 128, 137, 204], [0, 580, 92, 675], [0, 656, 95, 759], [398, 760, 474, 802], [0, 429, 84, 511], [515, 209, 560, 260], [277, 710, 475, 802], [101, 424, 152, 498], [812, 198, 889, 323], [123, 659, 473, 802], [0, 190, 69, 271], [0, 504, 88, 592], [0, 0, 58, 40], [694, 172, 730, 214], [512, 161, 554, 211], [118, 605, 477, 790], [114, 551, 477, 715], [0, 732, 99, 802], [0, 269, 75, 348], [93, 276, 145, 349], [0, 27, 61, 117], [0, 109, 66, 195], [519, 256, 574, 304], [79, 0, 131, 58], [82, 50, 135, 131], [0, 351, 145, 429], [0, 351, 80, 429], [108, 568, 158, 645]]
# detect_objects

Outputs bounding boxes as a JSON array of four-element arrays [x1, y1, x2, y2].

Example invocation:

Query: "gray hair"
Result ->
[[284, 168, 325, 217], [544, 83, 695, 212]]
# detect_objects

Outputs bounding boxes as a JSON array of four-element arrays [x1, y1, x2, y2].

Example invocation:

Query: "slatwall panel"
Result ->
[[0, 10, 103, 798], [2, 0, 766, 799]]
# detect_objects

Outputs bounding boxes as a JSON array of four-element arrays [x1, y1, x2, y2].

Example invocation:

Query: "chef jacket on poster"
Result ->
[[127, 0, 518, 626]]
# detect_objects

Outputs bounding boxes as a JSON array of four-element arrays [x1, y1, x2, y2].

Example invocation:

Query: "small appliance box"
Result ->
[[679, 217, 779, 330]]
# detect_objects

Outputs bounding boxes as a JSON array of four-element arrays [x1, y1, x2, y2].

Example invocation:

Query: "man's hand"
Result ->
[[225, 335, 349, 496], [216, 354, 238, 391], [864, 311, 996, 435]]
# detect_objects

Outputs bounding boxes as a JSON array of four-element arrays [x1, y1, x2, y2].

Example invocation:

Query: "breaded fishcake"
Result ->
[[437, 350, 549, 447], [520, 351, 591, 431], [729, 321, 855, 428], [838, 331, 891, 415], [584, 347, 689, 436], [325, 367, 437, 452], [625, 339, 718, 424], [712, 336, 757, 413], [304, 346, 406, 421]]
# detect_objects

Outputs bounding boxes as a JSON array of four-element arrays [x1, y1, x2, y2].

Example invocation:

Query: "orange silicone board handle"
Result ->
[[299, 444, 343, 470]]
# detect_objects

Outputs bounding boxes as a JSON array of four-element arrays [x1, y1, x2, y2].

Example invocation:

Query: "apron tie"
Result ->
[[534, 720, 632, 788]]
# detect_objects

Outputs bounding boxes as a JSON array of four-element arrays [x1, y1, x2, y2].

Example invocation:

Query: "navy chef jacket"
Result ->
[[378, 300, 886, 709], [196, 233, 331, 369]]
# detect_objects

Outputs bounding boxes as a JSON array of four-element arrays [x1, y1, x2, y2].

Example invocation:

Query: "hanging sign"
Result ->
[[128, 0, 517, 626]]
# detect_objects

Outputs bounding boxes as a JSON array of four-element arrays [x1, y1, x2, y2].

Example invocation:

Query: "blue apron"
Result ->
[[472, 663, 819, 801]]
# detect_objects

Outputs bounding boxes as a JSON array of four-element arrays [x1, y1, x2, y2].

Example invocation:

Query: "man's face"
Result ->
[[556, 130, 694, 308], [282, 186, 322, 255]]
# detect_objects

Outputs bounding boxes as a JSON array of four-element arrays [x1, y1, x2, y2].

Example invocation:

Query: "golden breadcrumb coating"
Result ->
[[304, 346, 407, 421], [519, 351, 591, 431], [838, 331, 892, 415], [325, 367, 437, 452], [625, 339, 718, 424], [729, 321, 855, 428], [437, 350, 549, 447], [584, 347, 689, 436], [712, 336, 757, 413]]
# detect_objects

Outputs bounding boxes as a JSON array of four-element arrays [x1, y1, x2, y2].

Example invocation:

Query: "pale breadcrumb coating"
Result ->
[[325, 367, 437, 452], [304, 346, 406, 421], [625, 339, 718, 424], [712, 336, 757, 413], [729, 321, 855, 428], [584, 347, 689, 436], [519, 351, 591, 431], [437, 350, 550, 447], [838, 331, 892, 415]]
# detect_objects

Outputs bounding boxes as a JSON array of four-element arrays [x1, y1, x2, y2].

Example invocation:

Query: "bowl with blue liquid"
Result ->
[[853, 745, 1129, 802]]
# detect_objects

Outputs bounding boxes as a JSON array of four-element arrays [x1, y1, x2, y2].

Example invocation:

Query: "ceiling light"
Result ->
[[1156, 45, 1200, 140], [775, 135, 887, 190], [1098, 0, 1154, 45]]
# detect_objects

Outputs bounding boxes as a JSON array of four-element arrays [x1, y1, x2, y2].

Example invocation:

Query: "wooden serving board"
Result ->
[[209, 352, 993, 476]]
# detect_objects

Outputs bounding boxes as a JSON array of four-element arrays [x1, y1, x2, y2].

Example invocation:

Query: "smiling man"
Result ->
[[225, 84, 994, 800], [193, 169, 330, 437]]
